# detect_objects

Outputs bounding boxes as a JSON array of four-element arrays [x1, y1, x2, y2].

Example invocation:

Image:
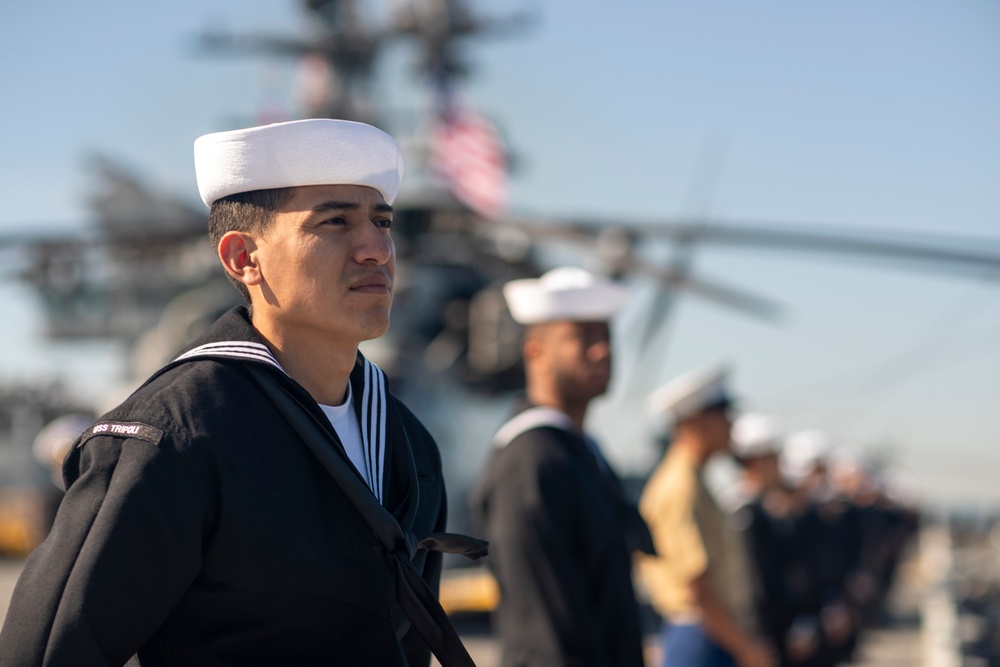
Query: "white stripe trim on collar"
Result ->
[[361, 358, 387, 504], [493, 406, 577, 449], [493, 406, 611, 472], [174, 342, 389, 505], [173, 342, 284, 372]]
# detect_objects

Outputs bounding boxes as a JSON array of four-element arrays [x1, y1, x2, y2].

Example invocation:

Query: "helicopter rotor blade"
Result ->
[[190, 31, 325, 58], [526, 217, 1000, 278], [499, 220, 784, 321], [626, 255, 785, 323], [691, 222, 1000, 277]]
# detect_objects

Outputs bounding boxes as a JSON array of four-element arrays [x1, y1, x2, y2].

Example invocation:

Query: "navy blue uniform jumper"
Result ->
[[0, 307, 449, 667]]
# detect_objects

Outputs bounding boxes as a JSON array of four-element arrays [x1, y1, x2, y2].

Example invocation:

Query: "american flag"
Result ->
[[430, 104, 507, 219]]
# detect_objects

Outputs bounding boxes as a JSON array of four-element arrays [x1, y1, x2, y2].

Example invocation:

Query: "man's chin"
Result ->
[[591, 377, 611, 396], [355, 313, 391, 343], [576, 382, 609, 403]]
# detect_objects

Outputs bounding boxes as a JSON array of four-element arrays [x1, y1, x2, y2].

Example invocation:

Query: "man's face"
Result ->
[[250, 183, 395, 345], [701, 407, 734, 455], [537, 320, 613, 403], [743, 452, 782, 487]]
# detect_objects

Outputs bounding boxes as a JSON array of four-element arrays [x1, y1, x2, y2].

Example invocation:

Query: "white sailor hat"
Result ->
[[780, 429, 832, 481], [730, 412, 782, 459], [647, 364, 733, 422], [194, 118, 405, 207], [502, 267, 629, 325], [827, 447, 863, 478]]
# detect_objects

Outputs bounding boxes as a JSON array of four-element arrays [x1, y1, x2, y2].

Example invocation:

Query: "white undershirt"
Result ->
[[319, 383, 371, 495]]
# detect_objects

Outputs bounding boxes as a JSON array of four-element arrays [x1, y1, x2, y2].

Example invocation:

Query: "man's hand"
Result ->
[[736, 638, 776, 667], [693, 575, 776, 667]]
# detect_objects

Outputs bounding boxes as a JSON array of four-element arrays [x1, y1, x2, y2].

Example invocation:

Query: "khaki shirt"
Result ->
[[637, 446, 754, 627]]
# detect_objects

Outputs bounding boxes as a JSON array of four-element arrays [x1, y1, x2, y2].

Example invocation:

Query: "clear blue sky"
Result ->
[[1, 0, 998, 507]]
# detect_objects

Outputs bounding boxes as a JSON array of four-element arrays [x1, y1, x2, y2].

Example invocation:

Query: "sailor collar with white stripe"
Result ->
[[492, 406, 578, 448], [493, 405, 611, 473], [173, 340, 285, 372], [171, 308, 389, 505]]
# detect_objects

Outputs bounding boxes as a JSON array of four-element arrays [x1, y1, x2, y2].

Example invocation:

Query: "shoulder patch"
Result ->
[[79, 421, 164, 447]]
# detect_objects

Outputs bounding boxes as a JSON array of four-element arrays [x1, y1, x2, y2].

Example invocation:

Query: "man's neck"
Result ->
[[251, 316, 358, 406], [525, 388, 588, 431], [669, 435, 713, 469]]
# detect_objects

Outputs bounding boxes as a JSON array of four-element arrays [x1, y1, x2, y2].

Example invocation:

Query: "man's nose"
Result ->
[[354, 223, 393, 264]]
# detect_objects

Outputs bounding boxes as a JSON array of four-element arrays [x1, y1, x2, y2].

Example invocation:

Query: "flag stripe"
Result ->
[[430, 105, 507, 219]]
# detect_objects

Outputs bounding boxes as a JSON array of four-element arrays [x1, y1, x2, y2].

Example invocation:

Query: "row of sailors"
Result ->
[[23, 263, 918, 667], [473, 267, 918, 667], [721, 416, 919, 667], [0, 118, 917, 666]]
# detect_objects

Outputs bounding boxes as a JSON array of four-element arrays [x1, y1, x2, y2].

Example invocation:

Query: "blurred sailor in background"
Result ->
[[638, 366, 774, 667], [729, 415, 826, 667], [471, 267, 653, 667], [781, 431, 857, 665]]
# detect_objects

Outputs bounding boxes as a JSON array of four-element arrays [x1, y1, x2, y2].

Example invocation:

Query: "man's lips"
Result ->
[[349, 275, 392, 294]]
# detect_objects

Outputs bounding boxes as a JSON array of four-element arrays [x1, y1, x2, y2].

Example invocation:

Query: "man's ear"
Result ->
[[521, 326, 540, 362], [217, 232, 261, 287]]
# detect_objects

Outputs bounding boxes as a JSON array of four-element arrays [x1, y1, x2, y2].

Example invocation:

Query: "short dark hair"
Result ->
[[207, 187, 295, 303]]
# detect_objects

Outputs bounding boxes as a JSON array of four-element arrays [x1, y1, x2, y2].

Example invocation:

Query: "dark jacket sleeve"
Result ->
[[486, 435, 611, 665], [0, 431, 215, 667]]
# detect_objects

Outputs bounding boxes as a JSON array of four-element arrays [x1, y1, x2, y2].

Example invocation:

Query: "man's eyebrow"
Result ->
[[311, 200, 359, 213], [310, 200, 394, 214]]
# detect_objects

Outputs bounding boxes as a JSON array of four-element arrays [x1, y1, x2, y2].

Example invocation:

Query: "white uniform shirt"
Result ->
[[319, 383, 372, 497]]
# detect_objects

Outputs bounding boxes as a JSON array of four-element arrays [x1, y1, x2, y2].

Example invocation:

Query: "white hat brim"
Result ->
[[502, 271, 629, 325], [194, 119, 404, 207]]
